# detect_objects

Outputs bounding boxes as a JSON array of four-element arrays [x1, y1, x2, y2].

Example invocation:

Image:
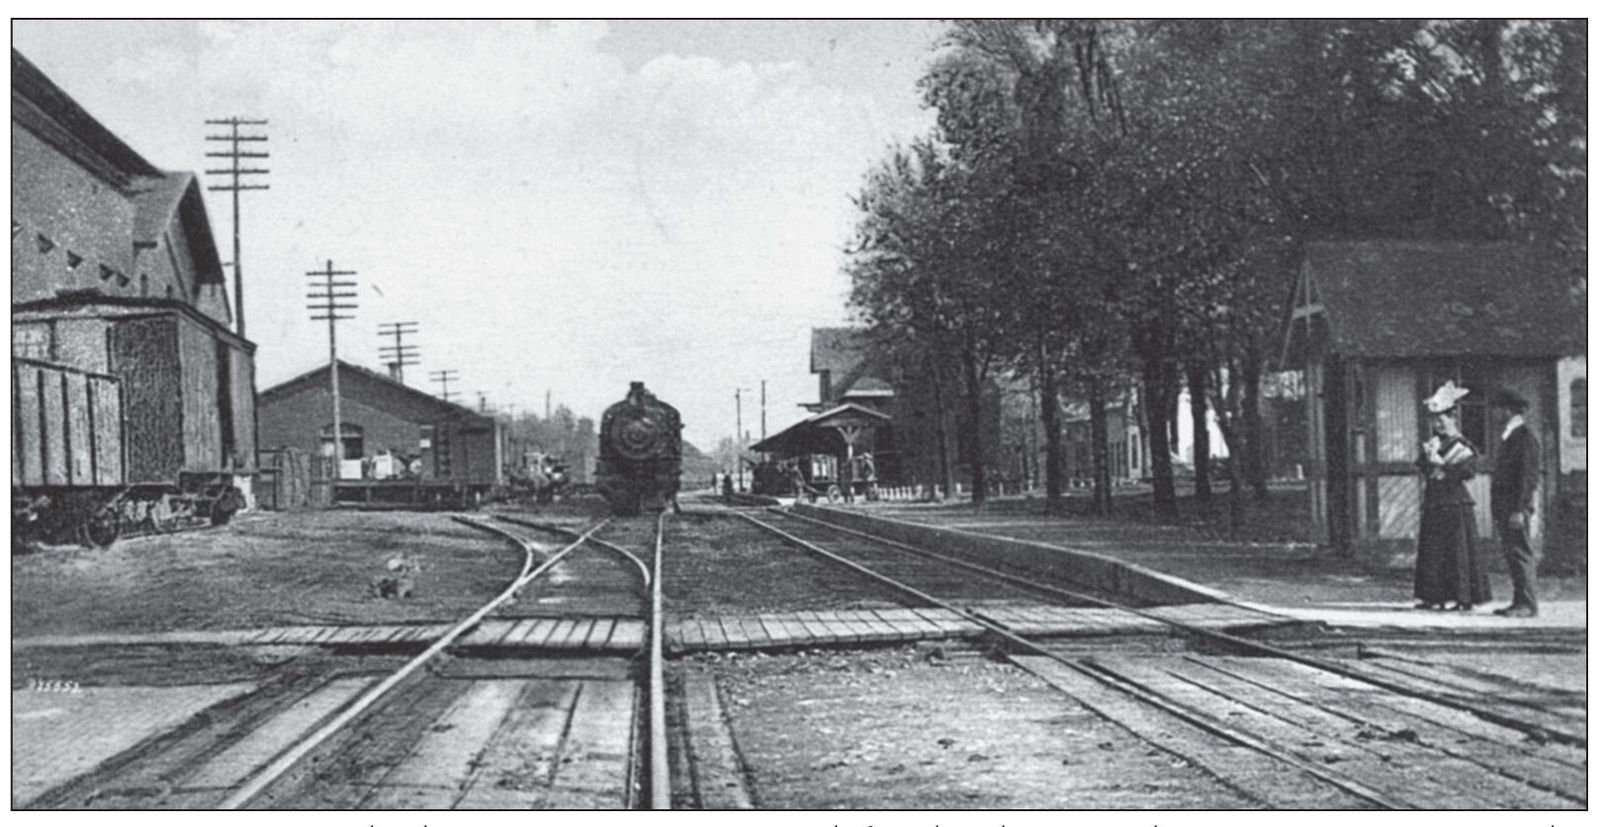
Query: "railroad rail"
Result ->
[[185, 513, 676, 810], [738, 508, 1586, 809]]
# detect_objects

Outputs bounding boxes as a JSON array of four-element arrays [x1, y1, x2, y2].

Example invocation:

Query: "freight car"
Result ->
[[594, 382, 682, 516], [12, 294, 254, 549]]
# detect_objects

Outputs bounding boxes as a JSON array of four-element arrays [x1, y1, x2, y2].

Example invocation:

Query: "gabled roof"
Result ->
[[11, 49, 160, 187], [810, 327, 868, 374], [810, 326, 899, 403], [258, 360, 492, 424], [130, 172, 228, 287], [1303, 241, 1585, 359]]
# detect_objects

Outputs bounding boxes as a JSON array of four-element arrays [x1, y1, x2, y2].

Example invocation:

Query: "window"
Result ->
[[1573, 378, 1587, 439], [1425, 365, 1491, 449], [319, 423, 364, 461], [13, 324, 50, 359]]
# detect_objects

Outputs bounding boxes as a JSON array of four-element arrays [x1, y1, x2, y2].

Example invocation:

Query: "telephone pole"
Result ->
[[377, 321, 420, 383], [204, 118, 269, 337], [307, 260, 357, 478], [760, 380, 767, 442], [735, 387, 750, 492], [431, 370, 460, 403]]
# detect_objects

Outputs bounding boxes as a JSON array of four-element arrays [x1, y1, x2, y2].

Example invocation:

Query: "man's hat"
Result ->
[[1489, 387, 1530, 413], [1424, 380, 1471, 413]]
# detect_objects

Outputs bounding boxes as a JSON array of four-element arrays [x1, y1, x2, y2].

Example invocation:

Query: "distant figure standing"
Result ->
[[1489, 389, 1542, 618], [1413, 381, 1491, 611], [722, 473, 734, 500]]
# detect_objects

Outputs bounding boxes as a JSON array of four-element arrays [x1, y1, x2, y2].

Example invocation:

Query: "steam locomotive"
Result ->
[[594, 382, 682, 516]]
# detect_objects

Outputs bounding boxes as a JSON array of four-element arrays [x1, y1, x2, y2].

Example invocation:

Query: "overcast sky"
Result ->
[[13, 20, 944, 451]]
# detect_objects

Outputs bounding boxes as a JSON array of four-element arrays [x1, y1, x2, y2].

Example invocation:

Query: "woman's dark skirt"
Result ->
[[1414, 503, 1492, 606]]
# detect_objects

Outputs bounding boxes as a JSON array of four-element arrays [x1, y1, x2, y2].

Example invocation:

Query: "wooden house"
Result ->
[[1282, 241, 1587, 568]]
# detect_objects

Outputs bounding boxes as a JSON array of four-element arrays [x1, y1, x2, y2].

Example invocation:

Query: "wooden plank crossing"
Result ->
[[14, 602, 1293, 656], [661, 603, 1290, 652]]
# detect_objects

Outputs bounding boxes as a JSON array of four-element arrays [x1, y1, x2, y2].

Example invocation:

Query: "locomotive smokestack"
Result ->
[[630, 381, 645, 392]]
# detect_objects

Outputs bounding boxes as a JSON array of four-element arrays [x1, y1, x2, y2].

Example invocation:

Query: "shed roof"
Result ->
[[1305, 241, 1585, 358], [258, 360, 492, 425]]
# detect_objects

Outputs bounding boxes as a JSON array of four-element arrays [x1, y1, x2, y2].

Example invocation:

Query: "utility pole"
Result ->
[[735, 387, 750, 492], [377, 321, 420, 383], [545, 389, 552, 421], [760, 380, 767, 443], [431, 370, 460, 403], [307, 260, 357, 479], [204, 118, 269, 337]]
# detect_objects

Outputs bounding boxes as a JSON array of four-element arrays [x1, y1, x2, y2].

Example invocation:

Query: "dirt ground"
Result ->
[[694, 644, 1254, 809], [660, 514, 916, 617], [11, 510, 525, 638]]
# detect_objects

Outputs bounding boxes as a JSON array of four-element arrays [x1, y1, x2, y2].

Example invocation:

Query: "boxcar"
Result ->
[[12, 294, 255, 547]]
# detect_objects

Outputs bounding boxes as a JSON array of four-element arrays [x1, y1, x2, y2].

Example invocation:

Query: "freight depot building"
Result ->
[[257, 360, 503, 504]]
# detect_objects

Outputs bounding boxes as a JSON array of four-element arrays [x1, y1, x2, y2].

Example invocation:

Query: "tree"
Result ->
[[846, 136, 1009, 504], [931, 19, 1134, 514]]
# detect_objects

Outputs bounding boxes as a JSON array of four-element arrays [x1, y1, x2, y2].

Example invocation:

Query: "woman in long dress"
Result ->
[[1413, 381, 1492, 611]]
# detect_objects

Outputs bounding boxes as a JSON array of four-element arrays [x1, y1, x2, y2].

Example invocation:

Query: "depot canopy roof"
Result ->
[[749, 402, 890, 458]]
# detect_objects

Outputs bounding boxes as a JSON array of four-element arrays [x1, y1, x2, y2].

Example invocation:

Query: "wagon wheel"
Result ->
[[80, 509, 122, 549], [826, 485, 843, 504]]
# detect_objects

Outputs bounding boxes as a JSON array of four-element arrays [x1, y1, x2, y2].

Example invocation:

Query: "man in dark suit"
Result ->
[[1489, 389, 1542, 617]]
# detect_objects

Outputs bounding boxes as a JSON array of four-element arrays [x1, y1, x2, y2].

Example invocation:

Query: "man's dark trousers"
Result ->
[[1498, 521, 1539, 611], [1491, 423, 1542, 611]]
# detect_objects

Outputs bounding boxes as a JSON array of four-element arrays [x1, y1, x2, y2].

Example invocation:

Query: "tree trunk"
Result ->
[[962, 341, 988, 505], [1187, 358, 1212, 504], [1088, 376, 1113, 516], [1036, 337, 1064, 514], [929, 354, 954, 501], [1227, 430, 1246, 528], [1142, 357, 1177, 518], [1242, 338, 1269, 500]]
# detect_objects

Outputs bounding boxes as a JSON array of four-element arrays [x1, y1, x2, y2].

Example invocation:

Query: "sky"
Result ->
[[11, 20, 945, 451]]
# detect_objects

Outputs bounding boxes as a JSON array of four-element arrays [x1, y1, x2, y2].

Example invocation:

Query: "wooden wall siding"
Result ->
[[16, 365, 45, 485], [40, 368, 68, 485], [12, 361, 122, 488], [1374, 365, 1418, 461], [1556, 356, 1586, 473], [63, 371, 93, 483], [1305, 360, 1327, 536], [54, 317, 109, 373], [1377, 475, 1420, 539], [1466, 475, 1493, 537], [110, 317, 184, 481], [178, 321, 221, 471], [11, 369, 20, 485], [229, 347, 257, 471], [90, 376, 123, 485]]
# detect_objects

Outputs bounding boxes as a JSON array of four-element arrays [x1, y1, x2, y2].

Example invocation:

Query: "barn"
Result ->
[[12, 48, 257, 542], [1282, 240, 1587, 570], [256, 360, 504, 507]]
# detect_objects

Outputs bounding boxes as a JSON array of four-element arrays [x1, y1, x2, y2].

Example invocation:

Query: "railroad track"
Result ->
[[29, 514, 673, 810], [738, 508, 1587, 809]]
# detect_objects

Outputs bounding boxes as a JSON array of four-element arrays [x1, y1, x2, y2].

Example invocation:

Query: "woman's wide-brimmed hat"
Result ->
[[1424, 380, 1471, 413]]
